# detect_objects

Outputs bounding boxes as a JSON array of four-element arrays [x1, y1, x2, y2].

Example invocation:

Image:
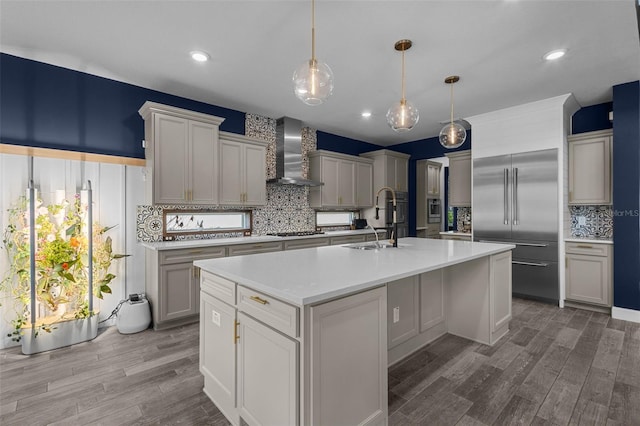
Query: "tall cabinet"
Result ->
[[360, 149, 410, 193], [416, 159, 442, 237], [139, 101, 225, 205]]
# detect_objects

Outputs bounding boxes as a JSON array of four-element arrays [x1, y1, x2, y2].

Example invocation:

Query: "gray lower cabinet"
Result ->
[[146, 246, 226, 330], [283, 238, 330, 251], [329, 234, 367, 245], [420, 270, 445, 331], [565, 242, 612, 307], [200, 271, 387, 426], [227, 242, 283, 257]]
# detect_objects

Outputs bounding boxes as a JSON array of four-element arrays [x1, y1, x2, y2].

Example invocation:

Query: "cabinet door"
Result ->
[[385, 155, 397, 191], [490, 251, 512, 333], [420, 270, 445, 332], [320, 156, 340, 207], [337, 160, 355, 206], [200, 292, 238, 423], [566, 253, 610, 306], [356, 161, 373, 207], [154, 113, 189, 204], [237, 312, 298, 426], [387, 276, 420, 348], [569, 136, 612, 205], [158, 263, 197, 322], [449, 154, 471, 206], [427, 163, 441, 196], [219, 140, 244, 205], [189, 121, 219, 204], [396, 157, 408, 192], [244, 143, 267, 206]]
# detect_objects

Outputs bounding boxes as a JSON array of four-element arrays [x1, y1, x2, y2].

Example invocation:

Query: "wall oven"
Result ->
[[427, 198, 441, 223]]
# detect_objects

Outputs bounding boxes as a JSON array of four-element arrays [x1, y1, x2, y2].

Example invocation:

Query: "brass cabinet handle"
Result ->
[[249, 295, 269, 305], [234, 320, 240, 343]]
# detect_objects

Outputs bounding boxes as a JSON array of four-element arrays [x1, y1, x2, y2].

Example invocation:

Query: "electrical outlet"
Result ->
[[578, 216, 586, 226], [393, 307, 400, 323], [212, 310, 221, 327]]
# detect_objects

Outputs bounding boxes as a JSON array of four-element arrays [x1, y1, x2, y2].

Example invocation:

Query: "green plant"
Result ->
[[1, 194, 127, 341]]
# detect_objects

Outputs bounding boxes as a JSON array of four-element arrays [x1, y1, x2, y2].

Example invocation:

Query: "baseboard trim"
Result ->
[[612, 306, 640, 324]]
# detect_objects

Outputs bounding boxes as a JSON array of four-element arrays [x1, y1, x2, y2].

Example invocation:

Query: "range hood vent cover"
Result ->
[[267, 117, 324, 186]]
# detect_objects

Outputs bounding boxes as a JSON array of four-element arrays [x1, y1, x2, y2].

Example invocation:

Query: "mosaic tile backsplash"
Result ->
[[455, 207, 472, 232], [137, 113, 320, 242], [570, 205, 613, 239]]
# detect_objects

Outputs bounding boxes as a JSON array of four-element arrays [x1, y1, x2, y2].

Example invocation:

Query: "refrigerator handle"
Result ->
[[512, 167, 519, 225], [503, 168, 509, 225]]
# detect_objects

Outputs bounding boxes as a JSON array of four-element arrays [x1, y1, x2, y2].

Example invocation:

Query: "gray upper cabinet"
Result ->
[[218, 132, 268, 206], [360, 149, 410, 193], [309, 150, 373, 208], [139, 101, 225, 205], [568, 130, 612, 205], [446, 150, 471, 207]]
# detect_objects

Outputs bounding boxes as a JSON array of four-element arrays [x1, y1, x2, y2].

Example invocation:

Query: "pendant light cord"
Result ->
[[311, 0, 316, 62], [401, 49, 406, 103], [450, 81, 455, 124]]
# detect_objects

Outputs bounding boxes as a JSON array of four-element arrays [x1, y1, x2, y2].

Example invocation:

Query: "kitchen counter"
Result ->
[[195, 237, 513, 306], [140, 228, 384, 251], [440, 231, 472, 237], [198, 237, 514, 425], [565, 237, 613, 245]]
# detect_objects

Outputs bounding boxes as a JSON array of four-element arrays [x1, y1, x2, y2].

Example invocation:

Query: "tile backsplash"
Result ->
[[137, 113, 319, 242], [569, 205, 613, 239], [456, 207, 472, 232]]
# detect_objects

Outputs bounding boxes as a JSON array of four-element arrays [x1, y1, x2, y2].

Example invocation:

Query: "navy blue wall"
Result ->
[[572, 102, 613, 134], [391, 134, 471, 236], [316, 131, 381, 156], [0, 53, 245, 158], [612, 81, 640, 312]]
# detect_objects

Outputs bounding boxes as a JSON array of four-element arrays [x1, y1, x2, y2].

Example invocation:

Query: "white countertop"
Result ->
[[140, 229, 384, 251], [194, 237, 514, 306], [439, 231, 472, 237], [565, 238, 613, 245]]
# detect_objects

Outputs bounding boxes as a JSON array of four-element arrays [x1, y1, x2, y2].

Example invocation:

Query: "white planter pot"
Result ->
[[21, 315, 99, 355]]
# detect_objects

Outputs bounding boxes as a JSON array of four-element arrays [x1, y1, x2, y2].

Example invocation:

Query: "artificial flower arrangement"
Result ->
[[1, 193, 127, 342]]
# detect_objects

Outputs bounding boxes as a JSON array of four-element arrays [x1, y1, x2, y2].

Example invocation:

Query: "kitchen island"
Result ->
[[195, 237, 513, 426]]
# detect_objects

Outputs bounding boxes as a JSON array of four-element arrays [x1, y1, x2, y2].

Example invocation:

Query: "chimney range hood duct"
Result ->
[[268, 117, 324, 186]]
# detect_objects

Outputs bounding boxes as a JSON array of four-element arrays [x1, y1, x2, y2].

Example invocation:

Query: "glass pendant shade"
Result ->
[[439, 122, 466, 148], [386, 100, 419, 132], [293, 59, 334, 106]]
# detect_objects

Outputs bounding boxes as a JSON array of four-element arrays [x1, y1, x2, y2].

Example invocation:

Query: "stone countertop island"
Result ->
[[195, 237, 514, 426]]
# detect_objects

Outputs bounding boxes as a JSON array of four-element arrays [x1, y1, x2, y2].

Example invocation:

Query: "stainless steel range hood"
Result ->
[[267, 117, 324, 186]]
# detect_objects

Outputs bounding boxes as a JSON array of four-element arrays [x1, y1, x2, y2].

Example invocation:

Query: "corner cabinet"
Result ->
[[219, 132, 268, 206], [446, 150, 471, 207], [360, 149, 410, 193], [139, 101, 225, 205], [308, 150, 374, 209], [568, 130, 612, 205], [565, 242, 612, 307]]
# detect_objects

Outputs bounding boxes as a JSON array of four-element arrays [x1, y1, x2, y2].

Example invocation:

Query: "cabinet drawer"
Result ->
[[329, 235, 367, 245], [566, 242, 611, 257], [283, 238, 329, 251], [201, 271, 236, 306], [227, 242, 283, 257], [159, 246, 226, 264], [238, 286, 299, 338]]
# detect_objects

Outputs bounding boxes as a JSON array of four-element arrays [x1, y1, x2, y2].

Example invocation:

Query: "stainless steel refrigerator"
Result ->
[[473, 148, 559, 303]]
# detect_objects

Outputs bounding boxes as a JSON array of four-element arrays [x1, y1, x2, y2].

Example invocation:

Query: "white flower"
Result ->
[[46, 234, 56, 242]]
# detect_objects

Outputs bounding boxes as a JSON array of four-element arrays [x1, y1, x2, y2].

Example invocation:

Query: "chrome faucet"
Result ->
[[375, 186, 398, 247], [366, 225, 382, 249]]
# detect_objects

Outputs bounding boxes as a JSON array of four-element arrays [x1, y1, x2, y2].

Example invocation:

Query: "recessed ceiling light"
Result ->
[[361, 111, 372, 118], [543, 49, 566, 61], [190, 51, 210, 62]]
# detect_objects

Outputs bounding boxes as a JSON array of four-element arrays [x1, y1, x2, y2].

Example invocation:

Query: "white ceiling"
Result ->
[[1, 0, 639, 147]]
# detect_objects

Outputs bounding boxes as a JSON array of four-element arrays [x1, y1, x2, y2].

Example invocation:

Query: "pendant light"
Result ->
[[292, 0, 334, 106], [386, 39, 419, 132], [439, 76, 466, 149]]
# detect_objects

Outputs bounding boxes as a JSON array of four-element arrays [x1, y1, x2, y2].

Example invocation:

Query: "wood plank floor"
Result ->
[[1, 298, 639, 425]]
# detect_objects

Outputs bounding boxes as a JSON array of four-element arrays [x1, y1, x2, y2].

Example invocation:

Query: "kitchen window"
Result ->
[[163, 210, 251, 237], [316, 211, 357, 227]]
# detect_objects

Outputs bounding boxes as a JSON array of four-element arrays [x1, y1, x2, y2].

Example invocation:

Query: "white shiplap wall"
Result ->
[[0, 153, 145, 348]]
